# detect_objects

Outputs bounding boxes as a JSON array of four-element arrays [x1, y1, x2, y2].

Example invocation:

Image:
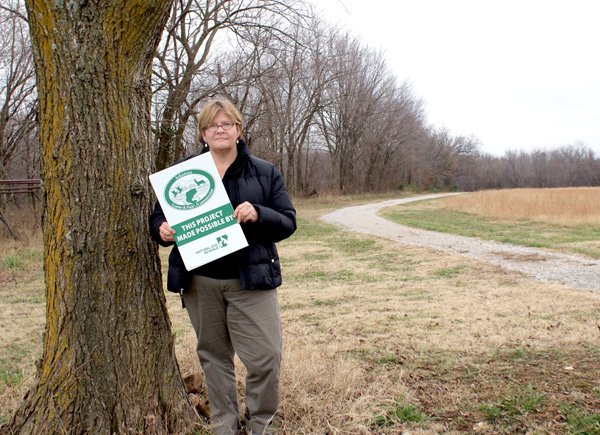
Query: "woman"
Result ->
[[149, 97, 296, 435]]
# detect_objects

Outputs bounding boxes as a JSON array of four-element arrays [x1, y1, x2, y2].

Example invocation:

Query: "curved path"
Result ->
[[321, 194, 600, 291]]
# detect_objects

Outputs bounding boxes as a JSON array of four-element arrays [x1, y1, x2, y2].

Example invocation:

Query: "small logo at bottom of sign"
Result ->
[[217, 235, 229, 248]]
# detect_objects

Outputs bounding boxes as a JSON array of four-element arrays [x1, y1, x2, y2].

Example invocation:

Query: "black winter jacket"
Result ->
[[149, 140, 296, 292]]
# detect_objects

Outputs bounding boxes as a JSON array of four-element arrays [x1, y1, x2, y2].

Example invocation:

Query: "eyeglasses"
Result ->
[[205, 121, 236, 132]]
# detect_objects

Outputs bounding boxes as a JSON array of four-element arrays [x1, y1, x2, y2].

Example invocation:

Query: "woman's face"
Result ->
[[202, 110, 240, 153]]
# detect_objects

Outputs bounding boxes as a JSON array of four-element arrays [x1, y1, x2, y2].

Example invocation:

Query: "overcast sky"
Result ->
[[312, 0, 600, 156]]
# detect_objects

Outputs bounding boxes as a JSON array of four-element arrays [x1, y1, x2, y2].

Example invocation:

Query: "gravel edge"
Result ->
[[321, 194, 600, 291]]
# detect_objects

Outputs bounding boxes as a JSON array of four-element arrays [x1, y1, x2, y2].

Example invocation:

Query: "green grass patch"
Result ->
[[301, 252, 331, 261], [480, 384, 545, 424], [509, 347, 534, 361], [373, 401, 427, 427], [294, 216, 338, 240], [3, 254, 24, 270], [380, 202, 600, 258], [312, 298, 339, 307], [0, 358, 23, 387], [3, 293, 45, 304], [2, 249, 43, 270], [345, 348, 405, 367], [279, 302, 305, 311], [560, 403, 600, 434], [336, 238, 379, 255], [433, 265, 466, 278], [374, 354, 403, 365]]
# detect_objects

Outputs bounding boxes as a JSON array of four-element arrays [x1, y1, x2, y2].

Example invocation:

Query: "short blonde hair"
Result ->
[[196, 97, 244, 143]]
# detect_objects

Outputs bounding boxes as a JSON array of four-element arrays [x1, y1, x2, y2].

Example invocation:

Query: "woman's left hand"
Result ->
[[233, 201, 258, 223]]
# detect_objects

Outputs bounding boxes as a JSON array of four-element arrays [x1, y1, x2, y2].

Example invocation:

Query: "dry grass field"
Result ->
[[439, 187, 600, 227], [1, 192, 600, 434], [382, 187, 600, 259]]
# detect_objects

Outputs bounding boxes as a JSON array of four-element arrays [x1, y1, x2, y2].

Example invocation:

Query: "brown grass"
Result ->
[[438, 187, 600, 226], [0, 203, 43, 245], [1, 194, 600, 433]]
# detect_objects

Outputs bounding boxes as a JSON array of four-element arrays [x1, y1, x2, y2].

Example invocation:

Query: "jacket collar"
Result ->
[[200, 139, 250, 177], [227, 139, 250, 176]]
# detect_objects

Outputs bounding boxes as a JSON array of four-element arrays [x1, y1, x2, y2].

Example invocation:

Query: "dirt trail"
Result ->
[[321, 193, 600, 291]]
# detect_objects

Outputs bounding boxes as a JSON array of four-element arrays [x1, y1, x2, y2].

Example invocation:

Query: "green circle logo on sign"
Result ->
[[164, 169, 215, 210]]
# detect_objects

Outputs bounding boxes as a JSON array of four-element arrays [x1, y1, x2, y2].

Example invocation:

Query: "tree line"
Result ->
[[1, 0, 598, 196]]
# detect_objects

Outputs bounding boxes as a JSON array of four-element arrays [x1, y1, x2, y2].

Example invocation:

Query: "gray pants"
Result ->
[[183, 275, 282, 435]]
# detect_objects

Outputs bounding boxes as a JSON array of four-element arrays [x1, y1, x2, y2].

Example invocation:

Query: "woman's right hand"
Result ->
[[159, 221, 176, 242]]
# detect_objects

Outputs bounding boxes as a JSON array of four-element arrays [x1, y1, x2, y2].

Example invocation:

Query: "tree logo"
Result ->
[[164, 169, 215, 210]]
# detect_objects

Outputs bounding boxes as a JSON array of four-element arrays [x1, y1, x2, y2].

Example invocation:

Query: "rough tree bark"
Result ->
[[9, 1, 199, 433]]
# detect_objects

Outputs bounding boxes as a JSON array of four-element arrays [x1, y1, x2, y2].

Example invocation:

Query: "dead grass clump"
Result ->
[[0, 227, 45, 426], [440, 187, 600, 226], [0, 204, 42, 246], [277, 339, 411, 433]]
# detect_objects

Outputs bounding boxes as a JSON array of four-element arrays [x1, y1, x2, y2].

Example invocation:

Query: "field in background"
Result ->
[[382, 187, 600, 259], [1, 192, 600, 433], [439, 187, 600, 227]]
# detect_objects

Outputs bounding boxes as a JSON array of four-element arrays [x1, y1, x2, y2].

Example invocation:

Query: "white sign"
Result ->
[[149, 154, 248, 271]]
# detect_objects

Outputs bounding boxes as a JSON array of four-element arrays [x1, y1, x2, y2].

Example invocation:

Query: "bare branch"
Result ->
[[0, 5, 27, 23]]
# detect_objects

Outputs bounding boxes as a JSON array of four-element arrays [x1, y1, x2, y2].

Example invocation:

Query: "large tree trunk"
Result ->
[[10, 1, 199, 433]]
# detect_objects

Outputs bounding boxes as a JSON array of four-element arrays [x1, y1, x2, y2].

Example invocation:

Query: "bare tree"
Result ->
[[152, 0, 305, 170], [530, 149, 551, 187], [404, 127, 480, 191], [317, 32, 409, 192], [476, 152, 503, 189], [245, 18, 334, 194], [0, 0, 36, 179], [361, 84, 426, 191], [553, 143, 591, 186], [9, 1, 199, 432]]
